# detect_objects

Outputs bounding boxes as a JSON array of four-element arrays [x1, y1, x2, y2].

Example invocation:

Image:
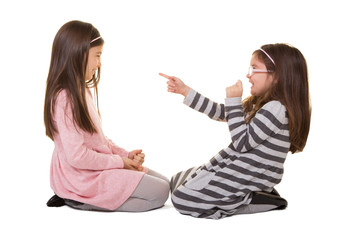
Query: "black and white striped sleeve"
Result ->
[[183, 88, 225, 121], [225, 97, 288, 153]]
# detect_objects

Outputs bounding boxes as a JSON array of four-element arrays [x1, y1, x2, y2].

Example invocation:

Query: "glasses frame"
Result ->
[[248, 66, 273, 77]]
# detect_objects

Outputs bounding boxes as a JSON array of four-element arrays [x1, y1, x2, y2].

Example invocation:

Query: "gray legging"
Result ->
[[65, 169, 170, 212]]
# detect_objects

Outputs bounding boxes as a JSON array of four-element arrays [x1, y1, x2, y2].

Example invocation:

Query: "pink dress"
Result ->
[[50, 89, 146, 210]]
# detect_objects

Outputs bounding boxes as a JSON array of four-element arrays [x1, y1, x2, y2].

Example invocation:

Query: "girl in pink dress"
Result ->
[[44, 20, 169, 212]]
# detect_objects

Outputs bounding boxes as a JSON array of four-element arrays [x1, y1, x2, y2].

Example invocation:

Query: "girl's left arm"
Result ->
[[184, 88, 226, 122], [105, 136, 129, 158], [225, 98, 288, 153]]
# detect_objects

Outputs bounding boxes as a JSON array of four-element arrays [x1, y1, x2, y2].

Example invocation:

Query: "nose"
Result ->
[[246, 73, 250, 79]]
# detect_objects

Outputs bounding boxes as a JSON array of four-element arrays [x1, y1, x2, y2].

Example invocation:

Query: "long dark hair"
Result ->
[[242, 43, 311, 153], [44, 20, 105, 140]]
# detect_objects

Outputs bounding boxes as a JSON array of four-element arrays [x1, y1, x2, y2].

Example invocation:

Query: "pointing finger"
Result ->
[[159, 73, 171, 79]]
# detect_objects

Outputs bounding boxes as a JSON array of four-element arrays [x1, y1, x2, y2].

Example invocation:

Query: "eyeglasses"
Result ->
[[248, 66, 273, 77]]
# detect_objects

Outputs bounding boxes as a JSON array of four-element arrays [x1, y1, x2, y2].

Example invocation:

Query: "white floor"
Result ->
[[2, 162, 356, 240], [5, 197, 356, 240]]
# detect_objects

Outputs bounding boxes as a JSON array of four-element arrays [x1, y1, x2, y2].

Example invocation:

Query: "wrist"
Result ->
[[225, 97, 242, 106], [181, 86, 190, 97]]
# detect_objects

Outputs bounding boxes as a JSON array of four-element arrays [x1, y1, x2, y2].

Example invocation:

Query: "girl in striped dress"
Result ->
[[159, 43, 311, 219]]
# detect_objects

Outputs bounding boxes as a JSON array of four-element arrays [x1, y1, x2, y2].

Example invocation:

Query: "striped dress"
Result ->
[[170, 89, 290, 219]]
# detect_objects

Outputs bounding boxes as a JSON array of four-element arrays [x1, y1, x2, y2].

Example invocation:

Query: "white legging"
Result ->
[[65, 169, 170, 212]]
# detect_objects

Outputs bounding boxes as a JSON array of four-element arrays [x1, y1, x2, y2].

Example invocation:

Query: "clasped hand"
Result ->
[[123, 149, 145, 171]]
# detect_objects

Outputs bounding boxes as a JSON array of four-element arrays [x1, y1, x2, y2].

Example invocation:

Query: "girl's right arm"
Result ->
[[159, 73, 225, 121], [54, 92, 142, 171]]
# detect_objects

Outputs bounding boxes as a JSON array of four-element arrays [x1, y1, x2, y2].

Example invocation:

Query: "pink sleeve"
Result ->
[[106, 137, 129, 158], [54, 92, 124, 170]]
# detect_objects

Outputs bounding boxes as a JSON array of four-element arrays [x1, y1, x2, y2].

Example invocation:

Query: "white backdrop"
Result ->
[[1, 0, 359, 239]]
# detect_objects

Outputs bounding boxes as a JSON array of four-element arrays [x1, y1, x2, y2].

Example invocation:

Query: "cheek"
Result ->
[[251, 77, 270, 95], [264, 79, 272, 89], [265, 77, 275, 89], [88, 60, 94, 69], [85, 61, 91, 71]]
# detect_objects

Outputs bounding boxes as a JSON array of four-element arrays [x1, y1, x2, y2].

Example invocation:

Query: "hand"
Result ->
[[226, 80, 243, 98], [128, 149, 145, 165], [159, 73, 190, 97], [123, 157, 143, 171]]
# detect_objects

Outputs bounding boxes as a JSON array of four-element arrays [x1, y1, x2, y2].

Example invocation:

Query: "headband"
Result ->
[[259, 48, 275, 65], [90, 36, 102, 43]]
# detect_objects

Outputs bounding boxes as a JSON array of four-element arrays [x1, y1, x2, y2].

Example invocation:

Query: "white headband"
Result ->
[[259, 48, 275, 65], [90, 36, 102, 43]]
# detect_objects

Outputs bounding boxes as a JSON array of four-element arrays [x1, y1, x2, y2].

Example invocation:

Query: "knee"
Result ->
[[154, 180, 170, 207]]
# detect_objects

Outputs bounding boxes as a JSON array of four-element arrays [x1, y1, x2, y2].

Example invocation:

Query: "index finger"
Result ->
[[159, 72, 173, 80]]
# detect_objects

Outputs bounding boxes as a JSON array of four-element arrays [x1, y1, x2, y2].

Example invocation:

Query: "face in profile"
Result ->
[[247, 54, 275, 96], [85, 45, 103, 81]]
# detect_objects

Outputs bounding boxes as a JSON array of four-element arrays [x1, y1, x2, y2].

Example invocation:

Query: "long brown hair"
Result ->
[[44, 20, 104, 140], [242, 43, 311, 153]]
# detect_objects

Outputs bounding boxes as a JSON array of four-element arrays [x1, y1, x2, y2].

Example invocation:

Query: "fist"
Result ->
[[226, 80, 243, 98]]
